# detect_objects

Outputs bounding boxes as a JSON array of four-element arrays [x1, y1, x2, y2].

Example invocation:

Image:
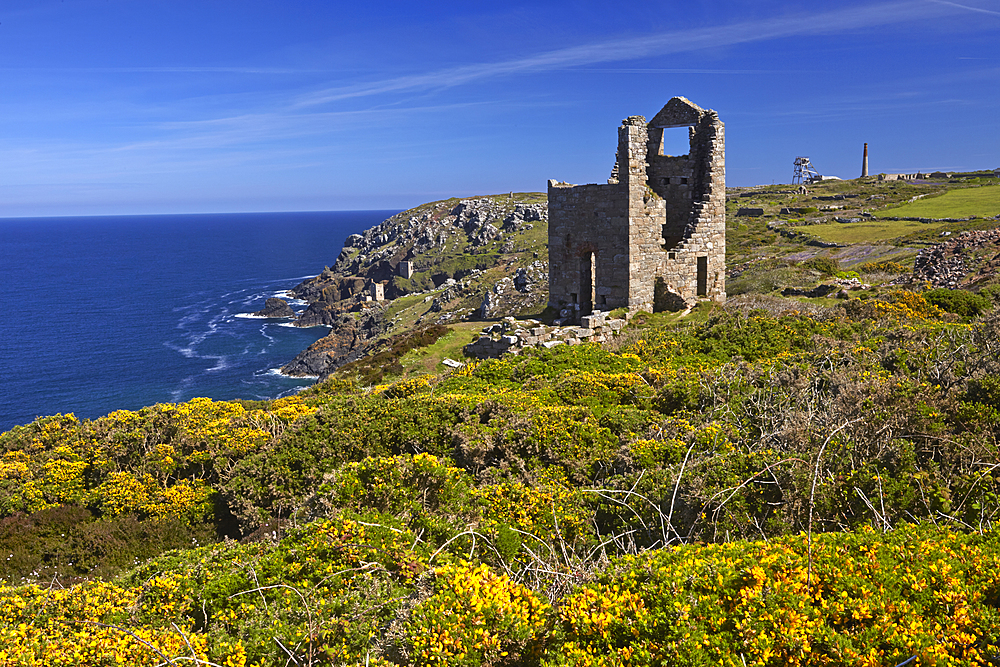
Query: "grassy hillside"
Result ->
[[726, 173, 1000, 302], [790, 218, 948, 245], [4, 289, 1000, 664], [282, 193, 551, 378], [883, 183, 1000, 218], [5, 176, 1000, 664]]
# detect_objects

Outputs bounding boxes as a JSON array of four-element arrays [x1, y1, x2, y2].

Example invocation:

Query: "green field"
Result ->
[[882, 183, 1000, 218], [791, 218, 947, 244]]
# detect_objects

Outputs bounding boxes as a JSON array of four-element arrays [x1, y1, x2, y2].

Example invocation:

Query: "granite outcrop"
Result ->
[[280, 195, 549, 377], [252, 298, 295, 318]]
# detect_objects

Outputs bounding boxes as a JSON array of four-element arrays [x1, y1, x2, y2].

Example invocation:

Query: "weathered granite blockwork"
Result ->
[[548, 97, 725, 318], [463, 313, 629, 359]]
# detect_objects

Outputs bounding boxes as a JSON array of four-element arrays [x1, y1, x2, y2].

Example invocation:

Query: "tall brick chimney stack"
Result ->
[[862, 143, 869, 177]]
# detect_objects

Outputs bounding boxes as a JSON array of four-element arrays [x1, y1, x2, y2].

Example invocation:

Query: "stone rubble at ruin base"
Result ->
[[464, 313, 629, 359]]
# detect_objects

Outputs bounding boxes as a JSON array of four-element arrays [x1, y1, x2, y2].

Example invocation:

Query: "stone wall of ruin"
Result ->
[[548, 97, 726, 318], [547, 181, 631, 312]]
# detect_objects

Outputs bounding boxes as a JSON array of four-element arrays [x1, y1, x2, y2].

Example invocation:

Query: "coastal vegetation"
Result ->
[[4, 286, 1000, 664], [4, 176, 1000, 664]]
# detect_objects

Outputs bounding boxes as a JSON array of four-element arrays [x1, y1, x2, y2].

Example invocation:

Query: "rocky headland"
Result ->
[[280, 193, 549, 378]]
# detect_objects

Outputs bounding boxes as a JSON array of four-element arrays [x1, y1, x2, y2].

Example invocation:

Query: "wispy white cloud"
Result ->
[[569, 68, 780, 74], [293, 1, 960, 107], [928, 0, 1000, 16], [0, 100, 502, 186]]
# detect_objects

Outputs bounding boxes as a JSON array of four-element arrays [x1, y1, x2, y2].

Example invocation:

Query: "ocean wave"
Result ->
[[168, 345, 197, 359], [205, 356, 229, 372], [264, 367, 319, 380], [276, 322, 331, 329]]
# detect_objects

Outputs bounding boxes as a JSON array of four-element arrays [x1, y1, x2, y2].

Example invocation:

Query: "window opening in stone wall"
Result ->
[[580, 252, 594, 316], [662, 214, 685, 251], [697, 256, 708, 297], [658, 127, 691, 157]]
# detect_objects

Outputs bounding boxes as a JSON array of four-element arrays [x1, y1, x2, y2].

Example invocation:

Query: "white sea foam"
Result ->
[[265, 367, 318, 380], [239, 312, 295, 320], [204, 356, 229, 372], [277, 322, 331, 329], [168, 376, 195, 403]]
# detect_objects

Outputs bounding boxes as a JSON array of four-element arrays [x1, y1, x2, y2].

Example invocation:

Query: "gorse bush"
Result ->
[[858, 259, 911, 274], [2, 522, 998, 666], [545, 525, 1000, 667], [3, 292, 1000, 664]]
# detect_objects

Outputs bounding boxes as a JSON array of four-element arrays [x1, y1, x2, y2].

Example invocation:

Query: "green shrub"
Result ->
[[802, 255, 839, 276], [728, 267, 807, 295], [923, 288, 990, 317], [0, 506, 215, 582]]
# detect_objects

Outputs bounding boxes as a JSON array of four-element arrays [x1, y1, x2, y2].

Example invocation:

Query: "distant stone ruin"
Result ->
[[547, 96, 726, 320]]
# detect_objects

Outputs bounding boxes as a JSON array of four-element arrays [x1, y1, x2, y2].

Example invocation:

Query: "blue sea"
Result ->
[[0, 211, 396, 433]]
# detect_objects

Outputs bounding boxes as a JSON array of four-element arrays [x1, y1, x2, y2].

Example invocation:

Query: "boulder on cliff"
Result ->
[[253, 298, 295, 318]]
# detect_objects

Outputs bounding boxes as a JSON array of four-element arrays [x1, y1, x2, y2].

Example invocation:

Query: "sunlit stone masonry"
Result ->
[[548, 96, 726, 321]]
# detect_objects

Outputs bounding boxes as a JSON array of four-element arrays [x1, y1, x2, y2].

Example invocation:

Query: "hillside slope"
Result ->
[[4, 295, 1000, 664], [280, 193, 549, 377], [7, 172, 1000, 663], [275, 174, 1000, 382]]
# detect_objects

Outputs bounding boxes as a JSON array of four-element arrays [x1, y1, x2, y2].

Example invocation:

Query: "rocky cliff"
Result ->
[[279, 307, 388, 377], [281, 193, 549, 378]]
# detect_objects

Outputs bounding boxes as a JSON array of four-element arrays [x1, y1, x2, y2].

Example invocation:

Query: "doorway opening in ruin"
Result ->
[[696, 256, 708, 297], [580, 252, 594, 316]]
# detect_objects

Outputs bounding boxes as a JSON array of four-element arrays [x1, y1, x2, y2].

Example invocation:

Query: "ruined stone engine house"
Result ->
[[548, 96, 725, 317]]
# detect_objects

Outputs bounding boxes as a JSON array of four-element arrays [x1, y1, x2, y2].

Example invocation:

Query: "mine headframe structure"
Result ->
[[792, 156, 820, 185]]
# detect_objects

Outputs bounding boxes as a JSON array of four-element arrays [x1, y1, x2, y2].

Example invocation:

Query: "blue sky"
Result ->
[[0, 0, 997, 216]]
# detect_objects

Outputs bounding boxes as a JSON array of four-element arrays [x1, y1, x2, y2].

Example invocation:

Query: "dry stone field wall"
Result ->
[[911, 228, 1000, 288]]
